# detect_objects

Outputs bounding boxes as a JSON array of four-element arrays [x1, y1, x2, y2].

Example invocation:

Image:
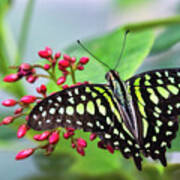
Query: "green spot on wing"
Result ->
[[157, 86, 169, 99]]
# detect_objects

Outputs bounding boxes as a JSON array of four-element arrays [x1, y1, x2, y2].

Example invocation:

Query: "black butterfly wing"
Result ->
[[28, 84, 142, 170], [126, 68, 180, 165]]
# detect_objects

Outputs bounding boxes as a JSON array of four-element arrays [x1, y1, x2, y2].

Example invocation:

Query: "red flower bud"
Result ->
[[57, 76, 66, 85], [90, 133, 97, 141], [77, 138, 87, 148], [63, 54, 71, 61], [17, 124, 28, 138], [71, 57, 76, 63], [97, 141, 106, 149], [26, 75, 37, 83], [76, 82, 83, 86], [55, 52, 61, 59], [58, 60, 70, 68], [106, 145, 114, 154], [62, 84, 69, 89], [62, 70, 69, 76], [14, 107, 23, 114], [20, 95, 36, 104], [20, 63, 31, 70], [15, 148, 34, 160], [36, 84, 47, 94], [38, 47, 52, 59], [44, 64, 51, 70], [49, 131, 59, 144], [58, 65, 66, 72], [66, 127, 75, 132], [84, 81, 89, 84], [77, 65, 84, 70], [2, 116, 14, 125], [72, 143, 76, 149], [2, 99, 17, 107], [79, 57, 89, 64], [38, 50, 49, 58], [3, 74, 19, 82], [34, 131, 51, 141], [76, 146, 85, 156], [25, 116, 29, 121], [45, 46, 52, 56], [63, 131, 74, 139]]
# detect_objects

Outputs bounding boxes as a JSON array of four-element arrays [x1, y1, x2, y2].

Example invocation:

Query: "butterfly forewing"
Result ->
[[28, 84, 142, 170], [127, 68, 180, 165]]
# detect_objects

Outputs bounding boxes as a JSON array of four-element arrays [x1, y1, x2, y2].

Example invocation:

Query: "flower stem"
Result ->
[[70, 65, 76, 84]]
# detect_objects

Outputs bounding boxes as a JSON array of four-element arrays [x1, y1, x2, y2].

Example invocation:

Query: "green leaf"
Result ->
[[0, 78, 26, 98], [162, 164, 180, 180], [66, 28, 154, 81], [151, 25, 180, 54]]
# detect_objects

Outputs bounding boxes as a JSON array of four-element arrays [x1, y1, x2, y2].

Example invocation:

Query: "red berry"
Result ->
[[49, 131, 59, 144], [20, 95, 36, 104], [77, 65, 84, 70], [79, 57, 89, 64], [55, 52, 61, 59], [77, 138, 87, 148], [17, 124, 28, 138], [2, 99, 17, 107], [58, 60, 70, 68], [3, 74, 19, 82], [57, 76, 66, 85], [44, 64, 51, 70], [90, 133, 97, 141], [15, 148, 34, 160], [2, 116, 14, 125]]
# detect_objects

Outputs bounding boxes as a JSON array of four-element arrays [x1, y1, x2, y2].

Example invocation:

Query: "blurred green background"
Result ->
[[1, 0, 180, 180]]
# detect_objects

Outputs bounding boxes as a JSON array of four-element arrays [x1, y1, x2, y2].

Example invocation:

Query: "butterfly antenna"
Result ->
[[113, 30, 130, 70], [77, 40, 111, 70]]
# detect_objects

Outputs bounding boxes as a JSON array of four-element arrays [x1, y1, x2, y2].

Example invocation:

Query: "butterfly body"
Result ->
[[28, 68, 180, 170]]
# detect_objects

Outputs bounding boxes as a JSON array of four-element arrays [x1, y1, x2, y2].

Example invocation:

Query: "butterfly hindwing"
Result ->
[[127, 68, 180, 165], [28, 84, 142, 169]]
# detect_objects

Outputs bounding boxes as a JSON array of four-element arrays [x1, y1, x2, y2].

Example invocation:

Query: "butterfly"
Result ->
[[27, 33, 180, 170]]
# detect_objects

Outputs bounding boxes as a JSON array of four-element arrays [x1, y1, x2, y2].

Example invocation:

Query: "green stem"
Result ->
[[33, 64, 60, 89], [122, 15, 180, 32], [16, 0, 35, 64], [70, 66, 76, 84], [36, 74, 51, 79]]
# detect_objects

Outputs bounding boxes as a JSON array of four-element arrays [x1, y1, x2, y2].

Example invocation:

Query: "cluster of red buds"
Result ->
[[4, 46, 89, 86], [1, 46, 114, 161]]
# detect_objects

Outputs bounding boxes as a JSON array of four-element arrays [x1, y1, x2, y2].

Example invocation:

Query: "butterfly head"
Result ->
[[105, 70, 120, 87]]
